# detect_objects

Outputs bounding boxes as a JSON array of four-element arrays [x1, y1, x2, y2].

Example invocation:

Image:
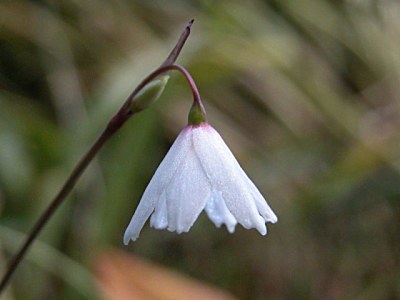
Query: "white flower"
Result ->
[[123, 123, 277, 245]]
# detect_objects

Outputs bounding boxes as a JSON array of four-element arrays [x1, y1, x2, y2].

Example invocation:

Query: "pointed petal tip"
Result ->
[[260, 210, 278, 224], [123, 234, 131, 245], [174, 224, 193, 234], [150, 222, 167, 230], [123, 229, 138, 245], [269, 213, 278, 224], [256, 223, 267, 236], [226, 224, 236, 233], [205, 191, 238, 234]]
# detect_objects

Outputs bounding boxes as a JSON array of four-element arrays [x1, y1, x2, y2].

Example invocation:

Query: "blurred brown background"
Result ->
[[0, 1, 399, 299]]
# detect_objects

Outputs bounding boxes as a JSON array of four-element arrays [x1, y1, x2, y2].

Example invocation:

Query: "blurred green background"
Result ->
[[1, 0, 400, 299]]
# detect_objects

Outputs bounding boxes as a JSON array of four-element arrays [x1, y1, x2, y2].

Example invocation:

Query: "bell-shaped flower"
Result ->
[[123, 121, 277, 245]]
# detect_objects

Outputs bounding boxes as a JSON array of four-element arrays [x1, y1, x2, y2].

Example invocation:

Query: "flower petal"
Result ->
[[123, 127, 192, 244], [192, 125, 269, 235], [150, 191, 168, 229], [164, 139, 211, 234], [205, 191, 237, 233], [245, 177, 278, 223]]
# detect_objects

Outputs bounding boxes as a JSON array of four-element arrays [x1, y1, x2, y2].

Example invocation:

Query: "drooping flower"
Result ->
[[123, 121, 277, 245]]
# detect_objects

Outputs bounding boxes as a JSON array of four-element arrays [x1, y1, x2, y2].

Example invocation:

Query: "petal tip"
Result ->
[[256, 221, 267, 236], [123, 233, 131, 245], [123, 229, 139, 245], [269, 213, 278, 224], [226, 224, 236, 233]]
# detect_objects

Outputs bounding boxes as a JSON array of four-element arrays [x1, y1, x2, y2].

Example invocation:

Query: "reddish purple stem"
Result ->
[[0, 19, 195, 295]]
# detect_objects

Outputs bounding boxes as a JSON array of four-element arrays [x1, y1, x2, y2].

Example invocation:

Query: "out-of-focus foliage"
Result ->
[[1, 0, 400, 299]]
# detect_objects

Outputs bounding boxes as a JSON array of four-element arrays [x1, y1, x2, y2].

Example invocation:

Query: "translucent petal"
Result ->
[[205, 191, 237, 233], [165, 146, 211, 233], [123, 127, 192, 244], [245, 177, 278, 223], [150, 191, 168, 229], [192, 124, 268, 235]]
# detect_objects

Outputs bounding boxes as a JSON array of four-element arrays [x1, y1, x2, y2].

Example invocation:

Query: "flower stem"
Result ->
[[161, 19, 194, 68], [168, 64, 203, 107], [166, 64, 207, 124], [141, 64, 207, 122], [0, 127, 113, 294], [0, 19, 194, 294], [133, 64, 204, 108]]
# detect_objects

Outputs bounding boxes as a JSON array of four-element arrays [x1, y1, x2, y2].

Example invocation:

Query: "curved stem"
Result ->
[[128, 64, 205, 114], [0, 20, 194, 295], [168, 64, 203, 106]]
